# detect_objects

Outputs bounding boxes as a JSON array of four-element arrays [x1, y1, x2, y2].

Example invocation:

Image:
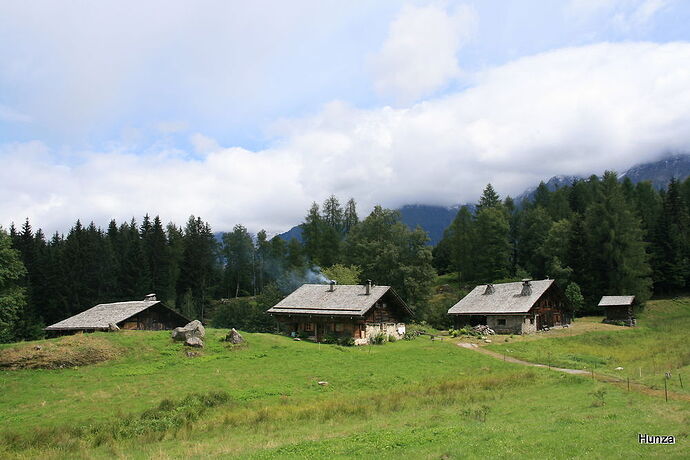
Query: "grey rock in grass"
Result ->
[[172, 320, 206, 342], [185, 336, 204, 348], [226, 328, 245, 344]]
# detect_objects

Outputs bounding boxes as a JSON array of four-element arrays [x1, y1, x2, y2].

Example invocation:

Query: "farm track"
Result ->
[[457, 342, 690, 402]]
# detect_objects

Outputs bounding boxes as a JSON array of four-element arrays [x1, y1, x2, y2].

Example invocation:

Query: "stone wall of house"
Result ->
[[355, 322, 406, 345], [486, 315, 526, 334]]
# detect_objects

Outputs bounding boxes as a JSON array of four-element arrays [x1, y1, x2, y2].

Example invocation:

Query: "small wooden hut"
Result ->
[[45, 294, 189, 335], [599, 295, 635, 326], [267, 282, 412, 345], [447, 279, 571, 334]]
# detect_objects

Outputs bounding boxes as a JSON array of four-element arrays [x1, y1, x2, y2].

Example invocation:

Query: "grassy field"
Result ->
[[486, 297, 690, 394], [1, 309, 689, 458]]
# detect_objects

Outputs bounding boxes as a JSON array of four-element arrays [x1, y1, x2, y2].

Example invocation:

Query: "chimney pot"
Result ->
[[366, 280, 371, 295], [144, 293, 157, 301], [520, 279, 532, 296], [329, 280, 336, 292], [484, 284, 495, 295]]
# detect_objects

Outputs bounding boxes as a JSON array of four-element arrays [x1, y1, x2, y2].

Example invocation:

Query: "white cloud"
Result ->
[[370, 2, 477, 104], [3, 42, 690, 235]]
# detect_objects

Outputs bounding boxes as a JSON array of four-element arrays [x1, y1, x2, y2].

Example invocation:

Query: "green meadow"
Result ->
[[487, 297, 690, 394], [1, 301, 689, 458]]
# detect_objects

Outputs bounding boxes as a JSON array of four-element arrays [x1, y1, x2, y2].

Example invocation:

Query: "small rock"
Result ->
[[34, 345, 42, 351], [186, 351, 199, 357], [293, 338, 301, 341], [185, 336, 204, 348], [484, 339, 492, 343], [317, 381, 329, 386], [226, 328, 245, 344], [615, 366, 624, 370]]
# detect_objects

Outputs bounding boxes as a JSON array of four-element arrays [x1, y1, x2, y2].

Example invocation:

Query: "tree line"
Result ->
[[435, 172, 690, 314], [2, 172, 689, 342]]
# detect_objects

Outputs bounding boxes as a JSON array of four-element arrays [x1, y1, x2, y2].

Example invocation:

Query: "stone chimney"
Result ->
[[329, 280, 336, 292], [144, 293, 157, 302], [365, 280, 372, 295], [483, 284, 495, 295], [520, 279, 532, 296]]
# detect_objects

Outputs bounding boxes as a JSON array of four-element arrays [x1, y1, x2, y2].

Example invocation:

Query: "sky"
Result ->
[[2, 0, 690, 235]]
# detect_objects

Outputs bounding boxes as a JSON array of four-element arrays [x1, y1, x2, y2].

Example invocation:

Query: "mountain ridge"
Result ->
[[277, 154, 690, 246]]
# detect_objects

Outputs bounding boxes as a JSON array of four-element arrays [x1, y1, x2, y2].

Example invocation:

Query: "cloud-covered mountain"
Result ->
[[278, 154, 690, 246]]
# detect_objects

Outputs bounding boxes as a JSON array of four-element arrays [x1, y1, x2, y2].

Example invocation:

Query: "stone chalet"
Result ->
[[267, 282, 412, 345], [447, 279, 571, 334]]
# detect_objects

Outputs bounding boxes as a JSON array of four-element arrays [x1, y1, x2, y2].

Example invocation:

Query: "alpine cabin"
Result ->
[[267, 281, 412, 345], [447, 279, 571, 334], [599, 295, 636, 326], [45, 294, 190, 335]]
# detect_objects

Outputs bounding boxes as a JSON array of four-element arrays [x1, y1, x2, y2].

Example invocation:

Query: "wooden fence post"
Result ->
[[679, 373, 684, 389], [664, 377, 668, 402]]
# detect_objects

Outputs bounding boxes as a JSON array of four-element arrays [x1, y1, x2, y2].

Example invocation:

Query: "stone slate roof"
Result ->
[[45, 300, 164, 331], [267, 284, 411, 317], [598, 295, 635, 307], [448, 280, 554, 315]]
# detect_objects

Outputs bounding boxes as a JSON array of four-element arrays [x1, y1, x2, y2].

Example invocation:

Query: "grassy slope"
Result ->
[[486, 297, 690, 393], [0, 316, 687, 458]]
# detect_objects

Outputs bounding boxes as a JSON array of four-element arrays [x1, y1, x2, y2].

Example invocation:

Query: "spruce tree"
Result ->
[[584, 171, 652, 302], [0, 228, 26, 343]]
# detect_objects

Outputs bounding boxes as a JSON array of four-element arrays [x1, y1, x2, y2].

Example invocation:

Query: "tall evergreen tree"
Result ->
[[222, 225, 255, 298], [474, 207, 511, 282], [476, 183, 501, 212], [651, 179, 689, 292], [584, 172, 652, 302], [0, 228, 27, 342]]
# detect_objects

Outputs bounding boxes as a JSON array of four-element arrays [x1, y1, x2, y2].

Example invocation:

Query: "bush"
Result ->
[[388, 334, 397, 343], [339, 336, 355, 347], [370, 332, 388, 345], [403, 332, 417, 340], [322, 334, 339, 344], [297, 331, 309, 339]]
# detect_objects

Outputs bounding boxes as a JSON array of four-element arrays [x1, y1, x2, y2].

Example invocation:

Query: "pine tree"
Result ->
[[176, 216, 218, 320], [302, 202, 324, 265], [651, 179, 689, 292], [222, 225, 255, 298], [343, 198, 359, 234], [516, 206, 553, 278], [474, 207, 511, 282], [142, 216, 171, 301], [0, 228, 27, 342], [476, 184, 501, 212], [449, 206, 476, 281], [584, 171, 652, 302]]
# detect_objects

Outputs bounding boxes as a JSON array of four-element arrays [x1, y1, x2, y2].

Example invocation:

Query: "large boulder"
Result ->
[[226, 328, 245, 344], [185, 337, 204, 348], [172, 320, 205, 342]]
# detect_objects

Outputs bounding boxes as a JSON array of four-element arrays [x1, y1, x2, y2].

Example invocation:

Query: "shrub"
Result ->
[[403, 332, 417, 341], [297, 331, 309, 339], [388, 334, 397, 343], [322, 334, 339, 344], [370, 332, 388, 345], [339, 336, 355, 347]]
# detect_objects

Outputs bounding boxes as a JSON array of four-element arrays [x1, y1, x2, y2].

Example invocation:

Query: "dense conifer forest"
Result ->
[[2, 171, 690, 342]]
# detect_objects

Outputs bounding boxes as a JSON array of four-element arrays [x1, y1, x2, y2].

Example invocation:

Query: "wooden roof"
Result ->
[[267, 284, 412, 317], [45, 299, 187, 331], [448, 280, 555, 315], [598, 295, 635, 307]]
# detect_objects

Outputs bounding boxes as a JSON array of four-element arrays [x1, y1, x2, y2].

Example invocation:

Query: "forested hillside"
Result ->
[[2, 169, 690, 343]]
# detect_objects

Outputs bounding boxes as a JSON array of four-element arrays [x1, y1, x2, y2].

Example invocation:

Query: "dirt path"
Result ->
[[457, 342, 690, 402]]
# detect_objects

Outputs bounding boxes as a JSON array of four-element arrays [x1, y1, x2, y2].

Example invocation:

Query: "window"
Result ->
[[529, 317, 534, 325], [335, 323, 344, 332], [497, 318, 507, 326], [303, 322, 314, 332]]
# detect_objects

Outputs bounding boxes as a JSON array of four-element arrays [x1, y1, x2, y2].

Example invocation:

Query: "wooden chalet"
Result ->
[[599, 295, 636, 326], [447, 279, 571, 334], [45, 294, 189, 335], [267, 281, 412, 345]]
